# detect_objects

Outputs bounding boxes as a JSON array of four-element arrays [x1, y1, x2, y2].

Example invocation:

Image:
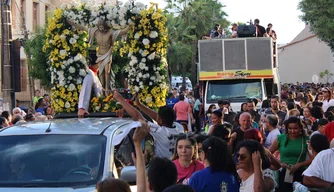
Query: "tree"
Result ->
[[319, 70, 334, 83], [24, 26, 51, 89], [299, 0, 334, 51]]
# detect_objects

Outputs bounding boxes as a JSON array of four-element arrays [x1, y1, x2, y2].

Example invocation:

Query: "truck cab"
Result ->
[[199, 37, 280, 112]]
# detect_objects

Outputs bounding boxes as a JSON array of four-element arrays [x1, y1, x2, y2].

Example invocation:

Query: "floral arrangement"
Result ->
[[43, 1, 168, 112], [90, 94, 120, 112], [43, 8, 88, 112], [122, 3, 169, 108]]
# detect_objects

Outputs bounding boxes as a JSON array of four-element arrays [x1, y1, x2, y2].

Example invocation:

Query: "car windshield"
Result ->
[[0, 135, 106, 187], [207, 79, 263, 102]]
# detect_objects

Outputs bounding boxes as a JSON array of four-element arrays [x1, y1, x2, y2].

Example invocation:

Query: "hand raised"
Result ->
[[252, 151, 262, 169]]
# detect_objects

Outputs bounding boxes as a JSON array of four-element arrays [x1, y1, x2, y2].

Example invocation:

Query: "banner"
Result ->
[[199, 70, 273, 80]]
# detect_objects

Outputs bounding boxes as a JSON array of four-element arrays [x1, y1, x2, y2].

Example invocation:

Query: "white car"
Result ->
[[0, 113, 139, 191]]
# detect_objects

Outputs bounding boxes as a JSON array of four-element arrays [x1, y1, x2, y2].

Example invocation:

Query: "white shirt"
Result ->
[[148, 122, 184, 158], [322, 99, 334, 112], [78, 69, 103, 110], [239, 169, 276, 192], [264, 128, 281, 148], [303, 148, 334, 183]]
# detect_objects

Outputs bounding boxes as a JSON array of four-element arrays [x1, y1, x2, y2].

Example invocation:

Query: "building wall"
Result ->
[[278, 36, 334, 84]]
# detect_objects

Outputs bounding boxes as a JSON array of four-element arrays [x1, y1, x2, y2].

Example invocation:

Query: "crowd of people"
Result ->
[[98, 82, 334, 192], [1, 82, 334, 191], [0, 90, 54, 128], [202, 19, 277, 40]]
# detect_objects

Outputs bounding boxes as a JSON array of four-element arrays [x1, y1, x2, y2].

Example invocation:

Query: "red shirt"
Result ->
[[324, 122, 334, 142], [173, 101, 191, 121], [173, 159, 205, 184]]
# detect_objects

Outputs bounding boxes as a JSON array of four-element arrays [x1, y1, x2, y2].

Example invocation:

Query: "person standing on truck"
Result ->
[[254, 19, 267, 37], [265, 96, 287, 127]]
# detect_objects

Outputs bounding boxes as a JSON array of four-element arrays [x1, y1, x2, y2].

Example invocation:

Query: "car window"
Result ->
[[0, 135, 106, 187], [114, 129, 154, 175]]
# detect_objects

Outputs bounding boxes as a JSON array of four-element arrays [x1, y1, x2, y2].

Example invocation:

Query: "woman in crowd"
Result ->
[[302, 107, 313, 121], [269, 116, 311, 191], [189, 136, 239, 191], [243, 129, 281, 170], [171, 134, 204, 184], [240, 103, 247, 112], [236, 140, 275, 192], [204, 104, 216, 132], [207, 110, 223, 135]]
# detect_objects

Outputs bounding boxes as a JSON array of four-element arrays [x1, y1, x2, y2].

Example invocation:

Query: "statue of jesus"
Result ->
[[67, 19, 133, 90]]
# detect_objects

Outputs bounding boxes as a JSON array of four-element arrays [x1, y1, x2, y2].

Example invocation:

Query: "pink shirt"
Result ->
[[173, 159, 205, 184], [173, 101, 191, 121]]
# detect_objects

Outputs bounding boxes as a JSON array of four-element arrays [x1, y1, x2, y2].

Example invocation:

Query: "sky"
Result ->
[[136, 0, 306, 44]]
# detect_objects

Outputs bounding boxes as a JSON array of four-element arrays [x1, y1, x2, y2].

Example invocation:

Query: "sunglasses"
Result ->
[[236, 153, 247, 160]]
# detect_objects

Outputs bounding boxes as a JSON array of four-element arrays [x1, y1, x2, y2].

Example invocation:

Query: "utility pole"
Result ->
[[15, 1, 33, 107], [1, 0, 14, 110]]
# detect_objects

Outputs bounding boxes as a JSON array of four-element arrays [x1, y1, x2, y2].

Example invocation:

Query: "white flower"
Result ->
[[76, 77, 82, 84], [60, 50, 67, 56], [150, 76, 156, 81], [142, 38, 150, 45], [95, 106, 101, 111], [49, 40, 53, 44], [69, 66, 75, 74], [65, 101, 71, 108], [141, 58, 146, 63], [149, 82, 153, 86], [139, 62, 146, 70], [68, 83, 76, 91], [91, 12, 98, 17], [68, 58, 73, 64], [145, 97, 152, 103], [132, 7, 140, 14], [68, 76, 73, 80], [138, 72, 142, 78], [131, 55, 138, 64], [149, 31, 158, 39], [74, 54, 83, 61], [69, 38, 77, 44], [120, 19, 127, 26], [60, 34, 66, 40], [145, 67, 149, 71], [61, 65, 66, 69], [134, 32, 140, 39], [79, 69, 86, 76], [134, 86, 140, 92], [73, 34, 79, 39], [148, 52, 156, 60], [59, 79, 66, 86], [141, 51, 147, 57]]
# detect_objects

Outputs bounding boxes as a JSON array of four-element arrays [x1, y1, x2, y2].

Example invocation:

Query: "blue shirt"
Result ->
[[166, 98, 178, 108], [189, 167, 240, 192], [36, 107, 45, 115]]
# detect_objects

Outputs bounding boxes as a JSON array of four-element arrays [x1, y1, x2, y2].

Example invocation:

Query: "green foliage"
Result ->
[[299, 0, 334, 50], [23, 26, 51, 89], [111, 40, 130, 88], [319, 70, 334, 83], [165, 0, 228, 83]]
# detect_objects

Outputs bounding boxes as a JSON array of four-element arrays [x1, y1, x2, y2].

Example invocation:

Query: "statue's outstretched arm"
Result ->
[[119, 23, 135, 36], [67, 19, 88, 31]]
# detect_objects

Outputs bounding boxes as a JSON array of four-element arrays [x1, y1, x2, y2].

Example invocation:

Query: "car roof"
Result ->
[[0, 117, 133, 136]]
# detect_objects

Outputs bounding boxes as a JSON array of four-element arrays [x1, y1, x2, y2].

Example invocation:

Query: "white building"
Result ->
[[278, 25, 334, 84]]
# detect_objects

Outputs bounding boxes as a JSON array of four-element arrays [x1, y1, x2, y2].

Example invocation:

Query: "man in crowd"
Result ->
[[265, 96, 287, 127]]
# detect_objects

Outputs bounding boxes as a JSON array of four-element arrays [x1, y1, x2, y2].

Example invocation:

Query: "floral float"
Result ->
[[43, 1, 169, 113]]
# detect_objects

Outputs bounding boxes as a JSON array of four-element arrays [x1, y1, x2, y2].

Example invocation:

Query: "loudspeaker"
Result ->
[[11, 40, 21, 92], [237, 25, 256, 38]]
